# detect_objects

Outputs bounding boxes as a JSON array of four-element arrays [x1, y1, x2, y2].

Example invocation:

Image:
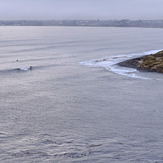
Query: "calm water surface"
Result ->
[[0, 26, 163, 162]]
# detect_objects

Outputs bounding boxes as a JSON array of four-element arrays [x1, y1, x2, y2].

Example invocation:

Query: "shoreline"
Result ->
[[117, 50, 163, 73], [117, 56, 148, 71], [118, 57, 143, 69]]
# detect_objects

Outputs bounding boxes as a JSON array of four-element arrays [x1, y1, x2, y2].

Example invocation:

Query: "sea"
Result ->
[[0, 26, 163, 163]]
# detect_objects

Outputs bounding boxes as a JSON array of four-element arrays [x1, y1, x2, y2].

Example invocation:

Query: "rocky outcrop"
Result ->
[[118, 50, 163, 73], [139, 50, 163, 73]]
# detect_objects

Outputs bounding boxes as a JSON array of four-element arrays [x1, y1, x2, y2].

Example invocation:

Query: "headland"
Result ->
[[118, 50, 163, 73]]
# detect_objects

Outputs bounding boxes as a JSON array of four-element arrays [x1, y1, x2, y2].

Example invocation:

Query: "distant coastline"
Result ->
[[0, 19, 163, 28]]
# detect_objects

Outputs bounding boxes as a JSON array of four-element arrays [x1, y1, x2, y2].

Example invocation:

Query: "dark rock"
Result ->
[[118, 57, 144, 69]]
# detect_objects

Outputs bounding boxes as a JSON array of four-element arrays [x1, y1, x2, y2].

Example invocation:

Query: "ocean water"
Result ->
[[0, 26, 163, 163]]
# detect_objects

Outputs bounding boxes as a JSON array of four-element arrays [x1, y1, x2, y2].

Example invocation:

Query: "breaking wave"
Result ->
[[16, 66, 33, 71]]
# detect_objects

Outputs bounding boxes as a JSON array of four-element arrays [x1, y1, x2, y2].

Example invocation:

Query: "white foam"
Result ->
[[80, 49, 163, 79], [17, 66, 33, 71], [144, 49, 163, 55]]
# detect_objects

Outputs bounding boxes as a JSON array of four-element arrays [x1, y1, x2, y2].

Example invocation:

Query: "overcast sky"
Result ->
[[0, 0, 163, 20]]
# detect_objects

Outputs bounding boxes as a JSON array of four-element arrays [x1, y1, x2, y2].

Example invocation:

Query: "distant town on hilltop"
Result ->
[[0, 19, 163, 28]]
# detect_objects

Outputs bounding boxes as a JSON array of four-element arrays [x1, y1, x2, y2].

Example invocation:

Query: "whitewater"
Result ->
[[80, 49, 163, 79]]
